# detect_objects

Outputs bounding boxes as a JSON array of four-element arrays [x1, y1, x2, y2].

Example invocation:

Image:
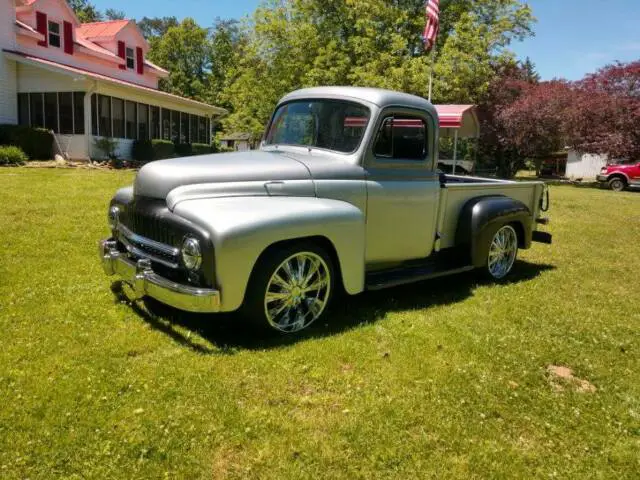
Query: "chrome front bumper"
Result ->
[[99, 239, 220, 313]]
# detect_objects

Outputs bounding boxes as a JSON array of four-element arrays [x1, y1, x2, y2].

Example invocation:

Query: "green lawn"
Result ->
[[0, 168, 638, 479]]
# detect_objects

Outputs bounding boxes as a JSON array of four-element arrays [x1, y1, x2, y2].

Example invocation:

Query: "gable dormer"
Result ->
[[16, 0, 80, 55], [77, 20, 149, 75]]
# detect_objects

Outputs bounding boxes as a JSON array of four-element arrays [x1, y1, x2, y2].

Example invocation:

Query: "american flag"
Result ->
[[423, 0, 440, 51]]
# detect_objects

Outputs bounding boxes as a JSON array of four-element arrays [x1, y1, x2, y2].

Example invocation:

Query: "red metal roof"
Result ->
[[77, 20, 130, 40], [434, 105, 476, 129]]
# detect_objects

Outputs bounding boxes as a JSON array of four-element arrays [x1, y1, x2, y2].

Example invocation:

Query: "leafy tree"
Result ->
[[220, 0, 534, 138], [208, 19, 245, 110], [137, 16, 179, 39], [105, 9, 126, 21], [146, 18, 212, 101], [67, 0, 102, 22], [564, 61, 640, 160]]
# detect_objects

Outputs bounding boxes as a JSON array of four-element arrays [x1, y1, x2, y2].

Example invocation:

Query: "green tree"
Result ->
[[146, 18, 212, 101], [67, 0, 102, 22], [221, 0, 534, 138], [137, 16, 179, 39], [105, 8, 125, 21]]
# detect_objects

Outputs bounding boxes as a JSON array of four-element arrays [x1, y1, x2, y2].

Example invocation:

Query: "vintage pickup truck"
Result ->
[[100, 87, 552, 334]]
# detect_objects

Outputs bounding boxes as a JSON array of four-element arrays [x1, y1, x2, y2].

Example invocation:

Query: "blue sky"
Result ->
[[93, 0, 640, 81]]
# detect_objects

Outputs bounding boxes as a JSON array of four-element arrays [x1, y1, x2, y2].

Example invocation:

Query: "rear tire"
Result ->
[[241, 243, 335, 334], [482, 224, 519, 280], [608, 177, 626, 192]]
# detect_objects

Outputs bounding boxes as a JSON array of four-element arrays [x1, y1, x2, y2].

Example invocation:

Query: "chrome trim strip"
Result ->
[[119, 235, 180, 269], [118, 224, 180, 257], [100, 239, 220, 313]]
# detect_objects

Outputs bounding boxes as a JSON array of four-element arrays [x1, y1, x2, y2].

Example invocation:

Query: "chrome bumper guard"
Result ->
[[99, 239, 220, 313]]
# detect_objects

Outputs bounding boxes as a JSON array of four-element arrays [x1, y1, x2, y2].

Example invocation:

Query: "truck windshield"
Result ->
[[264, 100, 370, 153]]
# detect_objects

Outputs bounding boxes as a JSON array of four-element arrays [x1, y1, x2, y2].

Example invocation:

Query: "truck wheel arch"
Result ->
[[455, 196, 532, 268]]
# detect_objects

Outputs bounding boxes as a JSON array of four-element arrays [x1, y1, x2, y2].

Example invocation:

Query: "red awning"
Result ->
[[434, 104, 479, 138]]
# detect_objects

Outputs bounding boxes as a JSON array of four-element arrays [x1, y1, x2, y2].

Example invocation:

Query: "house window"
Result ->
[[44, 93, 58, 132], [59, 92, 73, 134], [138, 103, 149, 140], [190, 115, 198, 144], [126, 47, 135, 70], [48, 21, 61, 48], [161, 108, 170, 140], [199, 116, 207, 144], [112, 98, 124, 138], [180, 112, 189, 143], [91, 94, 98, 135], [170, 110, 179, 142]]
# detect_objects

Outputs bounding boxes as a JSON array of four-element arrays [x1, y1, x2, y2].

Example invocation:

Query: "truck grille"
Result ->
[[118, 225, 180, 269]]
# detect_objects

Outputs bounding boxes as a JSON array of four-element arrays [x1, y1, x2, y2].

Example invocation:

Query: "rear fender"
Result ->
[[172, 196, 366, 312], [456, 196, 532, 267]]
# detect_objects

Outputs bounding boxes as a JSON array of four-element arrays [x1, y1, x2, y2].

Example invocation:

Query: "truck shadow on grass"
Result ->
[[110, 260, 555, 354]]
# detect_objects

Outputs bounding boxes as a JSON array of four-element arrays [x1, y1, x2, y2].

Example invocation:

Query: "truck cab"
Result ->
[[100, 87, 552, 334]]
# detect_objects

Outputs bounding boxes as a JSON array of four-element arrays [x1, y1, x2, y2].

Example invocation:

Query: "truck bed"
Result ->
[[436, 175, 545, 250]]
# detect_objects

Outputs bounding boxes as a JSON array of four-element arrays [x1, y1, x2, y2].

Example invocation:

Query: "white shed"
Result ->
[[566, 151, 608, 179]]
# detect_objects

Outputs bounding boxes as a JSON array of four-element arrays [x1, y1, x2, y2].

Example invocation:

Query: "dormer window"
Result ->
[[48, 21, 61, 48], [126, 47, 135, 70]]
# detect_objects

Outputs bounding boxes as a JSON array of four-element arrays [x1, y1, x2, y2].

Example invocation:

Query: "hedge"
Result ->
[[151, 140, 175, 160], [131, 139, 155, 163], [0, 125, 54, 160], [174, 143, 192, 157], [192, 143, 213, 156], [0, 145, 28, 165]]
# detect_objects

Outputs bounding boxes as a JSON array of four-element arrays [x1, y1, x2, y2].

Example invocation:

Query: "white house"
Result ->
[[565, 151, 608, 179], [0, 0, 226, 160]]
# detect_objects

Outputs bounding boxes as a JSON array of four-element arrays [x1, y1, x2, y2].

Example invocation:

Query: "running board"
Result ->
[[366, 264, 475, 291]]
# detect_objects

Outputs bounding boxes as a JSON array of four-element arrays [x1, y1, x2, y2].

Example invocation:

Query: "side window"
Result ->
[[48, 21, 61, 48], [373, 115, 427, 161]]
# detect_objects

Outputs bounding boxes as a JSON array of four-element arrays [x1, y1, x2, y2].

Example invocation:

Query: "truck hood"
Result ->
[[134, 150, 313, 200]]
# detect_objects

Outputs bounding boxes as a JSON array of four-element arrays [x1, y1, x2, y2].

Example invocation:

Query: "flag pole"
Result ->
[[427, 46, 436, 102]]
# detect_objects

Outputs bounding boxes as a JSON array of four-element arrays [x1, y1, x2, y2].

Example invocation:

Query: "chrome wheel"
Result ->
[[488, 225, 518, 279], [263, 252, 331, 333]]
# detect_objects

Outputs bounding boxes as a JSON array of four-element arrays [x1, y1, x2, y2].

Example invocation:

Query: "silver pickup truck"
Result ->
[[100, 87, 552, 334]]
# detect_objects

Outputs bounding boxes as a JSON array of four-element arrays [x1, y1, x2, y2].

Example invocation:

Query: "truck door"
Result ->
[[364, 108, 440, 264]]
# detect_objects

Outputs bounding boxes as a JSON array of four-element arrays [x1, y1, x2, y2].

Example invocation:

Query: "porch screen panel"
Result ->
[[180, 112, 189, 143], [73, 92, 85, 134], [112, 98, 124, 138], [59, 92, 73, 134], [125, 101, 137, 139], [170, 110, 179, 142], [150, 106, 160, 139], [18, 93, 29, 126], [161, 108, 170, 140], [138, 103, 149, 140], [91, 94, 98, 135], [190, 115, 198, 143], [98, 95, 111, 137], [206, 117, 210, 144], [30, 93, 44, 128], [199, 117, 206, 144]]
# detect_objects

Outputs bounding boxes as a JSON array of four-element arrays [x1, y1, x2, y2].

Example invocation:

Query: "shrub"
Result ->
[[93, 137, 119, 161], [191, 143, 213, 156], [152, 139, 175, 160], [132, 139, 154, 164], [0, 125, 54, 159], [0, 145, 28, 165], [174, 143, 192, 157]]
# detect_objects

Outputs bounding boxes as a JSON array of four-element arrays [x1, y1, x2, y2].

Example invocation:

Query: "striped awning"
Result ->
[[435, 105, 479, 138]]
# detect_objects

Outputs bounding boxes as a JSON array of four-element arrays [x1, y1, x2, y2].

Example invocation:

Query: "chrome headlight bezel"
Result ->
[[181, 236, 202, 271], [108, 205, 120, 231]]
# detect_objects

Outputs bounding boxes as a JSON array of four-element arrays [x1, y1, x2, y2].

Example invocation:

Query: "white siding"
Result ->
[[0, 0, 18, 124], [54, 134, 88, 160], [17, 63, 89, 92], [566, 151, 607, 179]]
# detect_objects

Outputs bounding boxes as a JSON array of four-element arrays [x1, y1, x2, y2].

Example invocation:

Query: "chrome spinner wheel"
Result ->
[[263, 252, 331, 333], [487, 225, 518, 279]]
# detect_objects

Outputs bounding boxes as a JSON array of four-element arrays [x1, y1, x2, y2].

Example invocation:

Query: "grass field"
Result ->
[[0, 168, 639, 479]]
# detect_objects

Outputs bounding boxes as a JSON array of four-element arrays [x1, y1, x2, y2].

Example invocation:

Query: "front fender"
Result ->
[[172, 196, 366, 312]]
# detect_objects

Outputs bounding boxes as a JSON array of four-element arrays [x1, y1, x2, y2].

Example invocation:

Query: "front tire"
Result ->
[[484, 224, 519, 280], [242, 243, 335, 334], [608, 177, 626, 192]]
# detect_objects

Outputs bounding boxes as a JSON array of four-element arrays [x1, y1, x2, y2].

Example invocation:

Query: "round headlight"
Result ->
[[182, 237, 202, 271], [108, 205, 120, 231]]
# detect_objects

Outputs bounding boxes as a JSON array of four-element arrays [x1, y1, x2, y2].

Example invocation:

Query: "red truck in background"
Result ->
[[597, 160, 640, 191]]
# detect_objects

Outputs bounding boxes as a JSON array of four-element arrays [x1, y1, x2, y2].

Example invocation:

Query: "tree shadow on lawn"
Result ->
[[110, 260, 555, 354]]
